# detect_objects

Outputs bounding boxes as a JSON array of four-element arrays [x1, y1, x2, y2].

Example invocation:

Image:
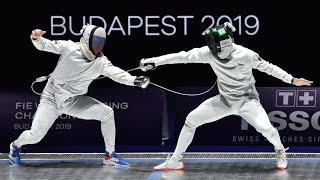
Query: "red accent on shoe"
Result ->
[[276, 166, 287, 170], [154, 166, 185, 171], [104, 156, 112, 160]]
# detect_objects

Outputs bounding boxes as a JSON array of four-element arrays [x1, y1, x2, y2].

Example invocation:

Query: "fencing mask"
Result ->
[[79, 24, 106, 61], [205, 22, 236, 61]]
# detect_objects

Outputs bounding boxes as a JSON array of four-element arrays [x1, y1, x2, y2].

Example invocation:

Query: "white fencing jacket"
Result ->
[[145, 43, 294, 106], [31, 37, 136, 105]]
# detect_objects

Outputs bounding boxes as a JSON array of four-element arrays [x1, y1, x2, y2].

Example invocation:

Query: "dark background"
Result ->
[[2, 0, 319, 91]]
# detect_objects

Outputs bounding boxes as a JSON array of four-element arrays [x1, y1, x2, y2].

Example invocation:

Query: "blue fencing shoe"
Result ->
[[8, 142, 21, 165], [103, 151, 130, 166]]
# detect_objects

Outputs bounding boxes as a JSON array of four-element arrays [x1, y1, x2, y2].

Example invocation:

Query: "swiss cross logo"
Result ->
[[276, 90, 317, 107], [296, 90, 316, 107]]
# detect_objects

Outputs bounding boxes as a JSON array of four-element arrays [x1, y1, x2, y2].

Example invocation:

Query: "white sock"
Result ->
[[172, 125, 196, 160], [101, 115, 115, 154], [265, 128, 285, 151]]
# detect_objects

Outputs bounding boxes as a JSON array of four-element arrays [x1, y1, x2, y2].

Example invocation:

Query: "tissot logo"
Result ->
[[276, 90, 316, 107], [242, 88, 319, 132]]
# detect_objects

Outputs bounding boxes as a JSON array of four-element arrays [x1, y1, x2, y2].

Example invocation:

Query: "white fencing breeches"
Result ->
[[14, 84, 115, 153], [172, 95, 284, 160]]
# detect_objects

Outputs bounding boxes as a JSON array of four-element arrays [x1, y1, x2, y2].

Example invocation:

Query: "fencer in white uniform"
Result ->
[[140, 22, 312, 170], [9, 24, 150, 166]]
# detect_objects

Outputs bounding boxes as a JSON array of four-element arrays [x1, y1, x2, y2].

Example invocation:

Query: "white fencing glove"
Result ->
[[224, 22, 236, 32], [134, 76, 150, 89], [140, 58, 156, 72]]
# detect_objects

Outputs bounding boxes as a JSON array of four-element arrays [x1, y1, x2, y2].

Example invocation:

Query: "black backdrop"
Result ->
[[2, 0, 319, 91]]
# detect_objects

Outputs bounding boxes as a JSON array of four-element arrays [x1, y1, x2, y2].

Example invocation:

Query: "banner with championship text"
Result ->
[[0, 87, 165, 153], [0, 87, 319, 152]]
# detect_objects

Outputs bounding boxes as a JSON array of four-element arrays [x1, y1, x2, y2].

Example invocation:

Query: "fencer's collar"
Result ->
[[78, 42, 96, 61], [217, 44, 234, 59]]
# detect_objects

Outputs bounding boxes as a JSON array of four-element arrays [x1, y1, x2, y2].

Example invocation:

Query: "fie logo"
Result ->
[[276, 90, 316, 107]]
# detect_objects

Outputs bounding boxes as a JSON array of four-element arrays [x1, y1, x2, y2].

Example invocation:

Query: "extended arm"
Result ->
[[101, 58, 150, 88], [30, 29, 68, 54], [140, 46, 212, 71], [253, 55, 312, 86]]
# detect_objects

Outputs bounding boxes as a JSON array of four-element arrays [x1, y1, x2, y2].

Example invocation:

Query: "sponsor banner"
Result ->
[[165, 87, 320, 148], [0, 87, 164, 152], [1, 87, 319, 152]]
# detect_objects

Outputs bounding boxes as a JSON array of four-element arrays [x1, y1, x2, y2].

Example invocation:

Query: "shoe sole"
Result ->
[[9, 160, 20, 165], [276, 166, 287, 170], [153, 166, 184, 171], [8, 156, 20, 165], [103, 159, 130, 166]]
